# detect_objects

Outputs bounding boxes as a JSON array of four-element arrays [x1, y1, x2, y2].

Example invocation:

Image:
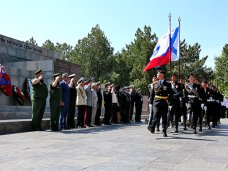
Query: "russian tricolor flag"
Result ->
[[144, 26, 179, 71]]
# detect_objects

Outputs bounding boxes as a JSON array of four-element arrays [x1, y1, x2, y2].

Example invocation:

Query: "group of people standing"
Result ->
[[147, 69, 224, 137], [30, 69, 143, 131]]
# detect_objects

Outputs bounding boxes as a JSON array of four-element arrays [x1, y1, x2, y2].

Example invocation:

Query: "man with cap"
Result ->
[[59, 73, 70, 130], [149, 69, 172, 137], [50, 73, 62, 131], [84, 78, 93, 127], [76, 77, 87, 128], [95, 81, 102, 126], [103, 82, 112, 125], [67, 74, 77, 129], [168, 73, 182, 133], [31, 69, 48, 131], [185, 73, 202, 134]]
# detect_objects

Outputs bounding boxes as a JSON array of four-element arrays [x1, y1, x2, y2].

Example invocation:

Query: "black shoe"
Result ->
[[199, 128, 202, 132], [208, 127, 211, 130], [183, 127, 187, 130], [156, 128, 160, 132], [193, 130, 197, 134], [39, 128, 45, 131], [162, 129, 167, 137], [147, 126, 152, 132], [151, 128, 155, 134], [175, 130, 178, 133]]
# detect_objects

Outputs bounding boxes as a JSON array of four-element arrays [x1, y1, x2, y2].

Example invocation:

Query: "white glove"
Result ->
[[204, 106, 207, 111], [201, 104, 204, 109]]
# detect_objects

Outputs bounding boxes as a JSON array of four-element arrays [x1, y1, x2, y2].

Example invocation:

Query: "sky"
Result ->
[[1, 0, 228, 69]]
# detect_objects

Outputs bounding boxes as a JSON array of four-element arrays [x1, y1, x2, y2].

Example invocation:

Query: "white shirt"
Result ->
[[112, 92, 118, 103]]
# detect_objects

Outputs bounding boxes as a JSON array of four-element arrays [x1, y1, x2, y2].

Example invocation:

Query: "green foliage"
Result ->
[[69, 25, 114, 81], [25, 37, 38, 46], [214, 44, 228, 93], [172, 40, 214, 81], [41, 40, 73, 60]]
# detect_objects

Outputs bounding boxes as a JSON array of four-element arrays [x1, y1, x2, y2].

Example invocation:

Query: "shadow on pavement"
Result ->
[[59, 122, 145, 134]]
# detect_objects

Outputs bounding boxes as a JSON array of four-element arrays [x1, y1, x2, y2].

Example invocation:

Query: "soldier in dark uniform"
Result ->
[[31, 69, 48, 131], [168, 73, 182, 133], [185, 74, 202, 134], [67, 74, 76, 129], [149, 70, 172, 137], [179, 78, 188, 130], [95, 82, 102, 126], [135, 88, 143, 122], [50, 73, 62, 131], [200, 81, 213, 129], [103, 82, 112, 125]]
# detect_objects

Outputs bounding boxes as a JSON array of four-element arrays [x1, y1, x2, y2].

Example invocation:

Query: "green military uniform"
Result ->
[[50, 81, 62, 131], [31, 79, 48, 131]]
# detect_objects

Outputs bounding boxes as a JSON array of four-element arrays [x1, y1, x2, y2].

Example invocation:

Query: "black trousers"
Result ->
[[111, 103, 118, 123], [86, 106, 93, 126], [169, 102, 181, 130], [151, 99, 168, 130], [206, 102, 213, 127], [187, 99, 201, 130], [76, 105, 85, 127], [104, 104, 112, 124], [95, 106, 102, 125], [180, 101, 187, 128], [135, 103, 142, 122], [67, 102, 76, 128]]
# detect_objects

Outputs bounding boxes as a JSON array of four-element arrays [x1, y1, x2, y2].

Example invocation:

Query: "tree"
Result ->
[[41, 39, 56, 50], [120, 26, 157, 92], [214, 44, 228, 94], [172, 40, 214, 82], [25, 37, 38, 46], [42, 40, 73, 60], [69, 25, 114, 81]]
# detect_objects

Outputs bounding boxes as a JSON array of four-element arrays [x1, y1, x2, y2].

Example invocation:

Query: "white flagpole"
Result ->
[[178, 17, 181, 81], [168, 13, 172, 79]]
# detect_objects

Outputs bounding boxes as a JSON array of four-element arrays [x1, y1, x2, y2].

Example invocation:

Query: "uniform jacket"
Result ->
[[76, 84, 87, 105]]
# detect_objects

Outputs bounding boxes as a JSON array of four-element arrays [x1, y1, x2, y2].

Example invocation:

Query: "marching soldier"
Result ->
[[50, 73, 62, 131], [148, 69, 172, 137], [168, 73, 182, 133], [200, 81, 213, 129], [185, 73, 202, 134], [31, 69, 48, 131], [179, 78, 188, 130]]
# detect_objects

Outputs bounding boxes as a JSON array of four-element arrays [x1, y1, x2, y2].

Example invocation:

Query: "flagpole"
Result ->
[[169, 13, 172, 79], [178, 17, 181, 81]]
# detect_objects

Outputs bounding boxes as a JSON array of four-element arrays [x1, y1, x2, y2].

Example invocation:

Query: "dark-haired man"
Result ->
[[149, 70, 172, 137]]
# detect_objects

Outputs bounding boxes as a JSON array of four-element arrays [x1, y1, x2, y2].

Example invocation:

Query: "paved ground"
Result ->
[[0, 119, 228, 171]]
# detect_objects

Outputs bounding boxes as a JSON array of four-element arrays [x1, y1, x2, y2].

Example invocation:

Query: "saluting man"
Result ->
[[50, 73, 62, 131], [31, 69, 48, 131], [149, 69, 172, 137]]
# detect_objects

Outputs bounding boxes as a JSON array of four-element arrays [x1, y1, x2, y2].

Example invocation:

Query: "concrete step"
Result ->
[[0, 119, 50, 135], [0, 112, 50, 120]]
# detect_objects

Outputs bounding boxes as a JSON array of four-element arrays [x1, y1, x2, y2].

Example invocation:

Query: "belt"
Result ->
[[207, 99, 215, 102], [154, 95, 168, 100], [188, 95, 196, 98]]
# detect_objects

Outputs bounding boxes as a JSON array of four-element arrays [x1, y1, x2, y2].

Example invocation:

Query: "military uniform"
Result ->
[[185, 83, 202, 133], [135, 90, 143, 122], [150, 79, 172, 137], [31, 72, 48, 131], [168, 81, 182, 132], [103, 87, 112, 125], [50, 78, 62, 131]]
